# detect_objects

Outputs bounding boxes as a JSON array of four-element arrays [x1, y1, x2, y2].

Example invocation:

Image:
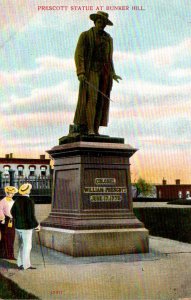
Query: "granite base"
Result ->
[[40, 227, 149, 257]]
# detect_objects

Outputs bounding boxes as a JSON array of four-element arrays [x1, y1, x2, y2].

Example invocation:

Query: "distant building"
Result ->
[[156, 179, 191, 200], [0, 153, 51, 179]]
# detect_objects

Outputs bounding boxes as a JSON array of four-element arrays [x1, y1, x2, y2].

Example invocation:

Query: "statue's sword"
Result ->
[[85, 80, 114, 102]]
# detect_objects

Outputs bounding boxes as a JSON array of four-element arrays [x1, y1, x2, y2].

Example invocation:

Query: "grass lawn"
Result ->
[[134, 206, 191, 243], [0, 260, 39, 299]]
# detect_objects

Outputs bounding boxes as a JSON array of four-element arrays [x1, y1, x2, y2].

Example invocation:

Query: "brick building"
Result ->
[[156, 179, 191, 200], [0, 153, 51, 179]]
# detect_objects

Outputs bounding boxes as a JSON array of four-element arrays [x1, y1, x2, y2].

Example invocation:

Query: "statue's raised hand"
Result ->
[[78, 74, 87, 83], [113, 74, 122, 83]]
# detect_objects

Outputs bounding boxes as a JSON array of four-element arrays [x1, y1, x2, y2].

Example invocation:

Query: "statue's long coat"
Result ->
[[73, 27, 115, 127]]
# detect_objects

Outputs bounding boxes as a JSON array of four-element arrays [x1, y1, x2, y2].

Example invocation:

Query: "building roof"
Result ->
[[0, 157, 50, 165], [156, 184, 191, 187]]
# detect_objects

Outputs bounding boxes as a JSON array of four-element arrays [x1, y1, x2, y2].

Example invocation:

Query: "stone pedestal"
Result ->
[[40, 227, 148, 256], [41, 136, 149, 256]]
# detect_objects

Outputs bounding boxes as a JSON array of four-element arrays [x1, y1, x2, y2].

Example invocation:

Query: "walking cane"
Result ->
[[37, 231, 46, 268], [85, 80, 115, 102]]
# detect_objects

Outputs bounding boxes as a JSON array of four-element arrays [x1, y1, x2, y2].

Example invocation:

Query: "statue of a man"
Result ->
[[73, 11, 122, 136]]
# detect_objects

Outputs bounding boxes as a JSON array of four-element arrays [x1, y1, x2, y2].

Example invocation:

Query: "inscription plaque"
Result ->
[[84, 187, 127, 193], [83, 170, 129, 208], [95, 178, 116, 185], [84, 176, 128, 204], [90, 195, 122, 202]]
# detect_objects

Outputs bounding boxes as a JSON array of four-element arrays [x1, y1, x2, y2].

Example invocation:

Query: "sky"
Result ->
[[0, 0, 191, 184]]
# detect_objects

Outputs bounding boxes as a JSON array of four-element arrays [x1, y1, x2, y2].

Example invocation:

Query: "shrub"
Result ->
[[134, 207, 191, 243], [167, 199, 191, 205]]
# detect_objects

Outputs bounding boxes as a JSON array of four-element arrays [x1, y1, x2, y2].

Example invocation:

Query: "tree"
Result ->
[[134, 177, 153, 198]]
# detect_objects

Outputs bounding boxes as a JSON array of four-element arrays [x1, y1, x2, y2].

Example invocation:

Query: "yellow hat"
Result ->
[[4, 186, 18, 194], [19, 183, 32, 195]]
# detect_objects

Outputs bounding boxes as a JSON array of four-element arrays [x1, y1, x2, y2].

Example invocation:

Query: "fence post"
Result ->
[[9, 169, 15, 186], [0, 171, 2, 188]]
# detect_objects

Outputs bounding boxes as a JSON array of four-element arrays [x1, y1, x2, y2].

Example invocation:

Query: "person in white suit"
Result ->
[[11, 183, 40, 270]]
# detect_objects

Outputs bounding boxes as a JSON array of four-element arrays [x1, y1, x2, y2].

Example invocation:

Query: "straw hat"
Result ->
[[4, 186, 18, 194], [19, 183, 32, 195], [90, 11, 113, 26]]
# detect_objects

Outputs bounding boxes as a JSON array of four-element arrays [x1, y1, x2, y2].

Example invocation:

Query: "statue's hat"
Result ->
[[90, 11, 113, 26]]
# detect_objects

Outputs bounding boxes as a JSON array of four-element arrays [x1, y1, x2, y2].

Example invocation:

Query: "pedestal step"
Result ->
[[40, 227, 149, 257]]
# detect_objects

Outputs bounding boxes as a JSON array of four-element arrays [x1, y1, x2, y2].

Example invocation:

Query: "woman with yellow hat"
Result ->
[[0, 186, 18, 259]]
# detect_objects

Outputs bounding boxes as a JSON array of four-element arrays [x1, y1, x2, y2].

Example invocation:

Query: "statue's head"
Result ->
[[90, 11, 113, 28], [94, 17, 107, 31]]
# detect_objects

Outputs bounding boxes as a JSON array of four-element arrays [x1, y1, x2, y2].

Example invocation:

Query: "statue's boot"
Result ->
[[88, 129, 96, 135]]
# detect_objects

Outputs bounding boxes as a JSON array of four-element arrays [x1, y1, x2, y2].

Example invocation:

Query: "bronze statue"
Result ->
[[73, 11, 122, 136]]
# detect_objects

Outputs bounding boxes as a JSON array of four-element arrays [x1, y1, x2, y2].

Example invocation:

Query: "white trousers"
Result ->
[[16, 229, 33, 269]]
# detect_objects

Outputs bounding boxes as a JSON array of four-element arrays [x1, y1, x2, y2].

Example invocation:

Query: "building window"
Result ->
[[158, 190, 161, 199], [17, 165, 24, 177], [178, 191, 182, 199], [29, 166, 36, 176], [40, 166, 46, 177], [3, 165, 10, 176], [186, 191, 190, 199]]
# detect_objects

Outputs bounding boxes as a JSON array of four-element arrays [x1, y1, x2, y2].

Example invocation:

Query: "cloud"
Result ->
[[4, 60, 191, 128], [107, 110, 191, 151], [0, 56, 75, 87], [0, 111, 73, 129], [1, 80, 77, 115], [111, 98, 191, 119], [137, 135, 191, 147], [0, 69, 41, 87], [112, 80, 191, 98], [0, 1, 37, 30], [3, 136, 54, 146], [114, 38, 191, 67], [35, 56, 75, 71], [169, 68, 191, 78]]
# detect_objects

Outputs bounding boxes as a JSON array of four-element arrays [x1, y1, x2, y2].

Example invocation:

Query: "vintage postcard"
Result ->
[[0, 0, 191, 299]]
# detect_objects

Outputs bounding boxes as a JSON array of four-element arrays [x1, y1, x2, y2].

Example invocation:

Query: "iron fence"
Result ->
[[0, 175, 52, 190]]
